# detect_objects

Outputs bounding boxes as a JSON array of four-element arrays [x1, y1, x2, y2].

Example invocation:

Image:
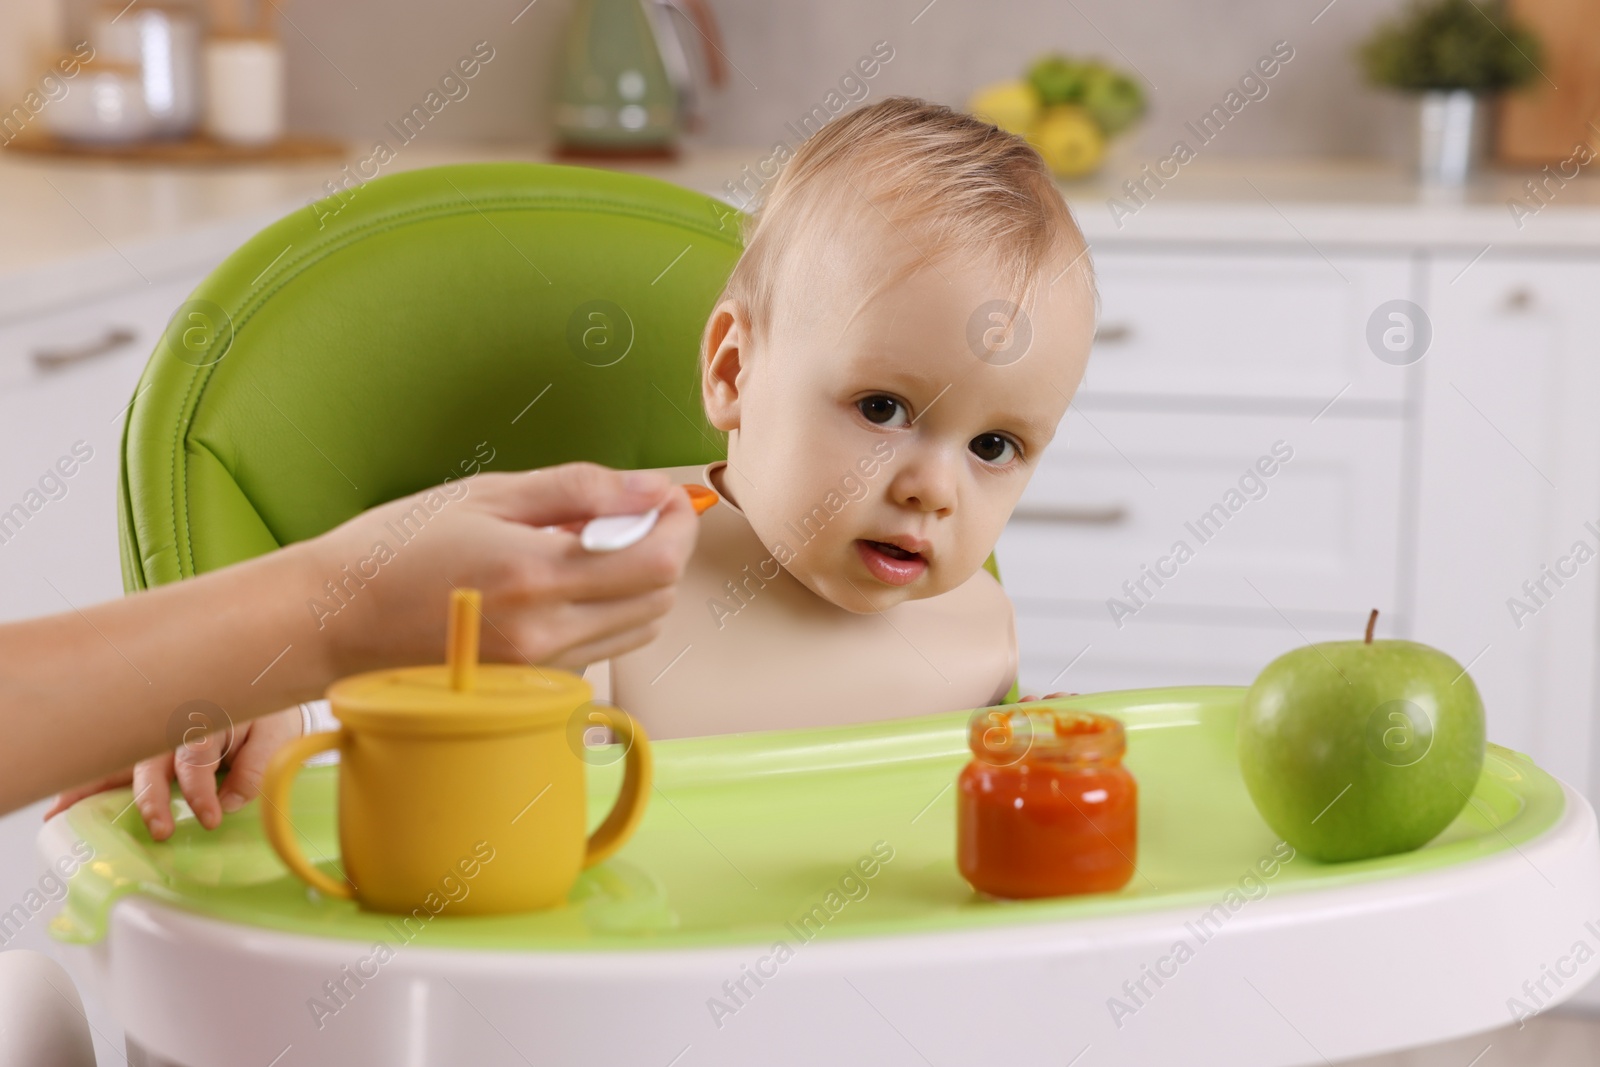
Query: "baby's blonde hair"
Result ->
[[714, 95, 1094, 351]]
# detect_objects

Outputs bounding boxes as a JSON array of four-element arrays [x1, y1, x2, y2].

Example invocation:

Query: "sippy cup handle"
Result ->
[[260, 731, 357, 899], [580, 705, 654, 868]]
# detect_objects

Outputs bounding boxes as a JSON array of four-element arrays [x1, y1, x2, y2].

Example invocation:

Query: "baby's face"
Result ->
[[704, 236, 1095, 613]]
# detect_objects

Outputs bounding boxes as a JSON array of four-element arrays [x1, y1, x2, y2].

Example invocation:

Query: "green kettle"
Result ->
[[553, 0, 728, 158]]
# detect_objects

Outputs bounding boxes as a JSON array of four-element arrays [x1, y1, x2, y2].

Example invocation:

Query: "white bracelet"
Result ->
[[296, 701, 340, 765], [299, 700, 335, 733]]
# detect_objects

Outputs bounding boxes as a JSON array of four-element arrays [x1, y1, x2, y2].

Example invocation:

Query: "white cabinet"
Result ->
[[1001, 409, 1405, 616], [1011, 611, 1362, 697], [1001, 406, 1410, 697], [1002, 245, 1600, 813], [1003, 249, 1418, 695], [0, 274, 203, 624], [1412, 253, 1600, 796], [1080, 249, 1413, 405]]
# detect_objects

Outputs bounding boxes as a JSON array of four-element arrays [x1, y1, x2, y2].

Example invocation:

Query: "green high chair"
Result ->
[[118, 163, 737, 589], [49, 163, 1598, 1067], [116, 160, 1013, 705]]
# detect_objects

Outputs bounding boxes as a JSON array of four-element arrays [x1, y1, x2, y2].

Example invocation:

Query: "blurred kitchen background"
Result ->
[[3, 0, 1587, 158], [0, 0, 1585, 159], [2, 0, 1600, 1063], [0, 0, 1416, 152]]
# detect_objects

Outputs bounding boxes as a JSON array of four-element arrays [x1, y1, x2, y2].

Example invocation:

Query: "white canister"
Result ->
[[45, 60, 156, 144], [89, 3, 203, 137], [202, 35, 285, 145]]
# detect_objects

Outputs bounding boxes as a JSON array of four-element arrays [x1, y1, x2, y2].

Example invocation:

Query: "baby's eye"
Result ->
[[858, 395, 908, 427], [970, 432, 1017, 465]]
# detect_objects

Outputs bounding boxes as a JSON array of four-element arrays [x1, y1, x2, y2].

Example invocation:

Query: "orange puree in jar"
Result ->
[[957, 706, 1137, 899]]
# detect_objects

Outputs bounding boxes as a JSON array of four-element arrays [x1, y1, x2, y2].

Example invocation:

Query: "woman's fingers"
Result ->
[[500, 486, 699, 604], [42, 769, 135, 820], [540, 621, 670, 674], [485, 582, 677, 667], [472, 489, 695, 665], [131, 753, 178, 841], [309, 464, 700, 679], [479, 463, 675, 528], [546, 589, 679, 662]]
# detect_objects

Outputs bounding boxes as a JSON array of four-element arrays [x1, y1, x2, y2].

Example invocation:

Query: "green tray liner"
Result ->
[[53, 686, 1560, 952]]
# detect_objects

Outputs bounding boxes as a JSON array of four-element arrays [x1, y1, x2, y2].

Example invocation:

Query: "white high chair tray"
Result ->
[[40, 688, 1600, 1066]]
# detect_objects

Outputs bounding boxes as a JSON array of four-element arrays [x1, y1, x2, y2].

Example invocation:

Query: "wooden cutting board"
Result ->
[[1497, 0, 1600, 163], [1, 130, 346, 165]]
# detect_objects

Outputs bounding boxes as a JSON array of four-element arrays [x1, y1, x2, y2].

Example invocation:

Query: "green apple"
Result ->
[[1081, 67, 1146, 136], [1027, 55, 1090, 107], [1237, 610, 1486, 862]]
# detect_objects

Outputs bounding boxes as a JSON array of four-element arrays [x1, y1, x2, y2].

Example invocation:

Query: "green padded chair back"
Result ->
[[118, 163, 739, 589]]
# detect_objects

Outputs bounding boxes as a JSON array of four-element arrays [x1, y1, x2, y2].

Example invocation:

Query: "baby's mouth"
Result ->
[[855, 539, 929, 587], [870, 540, 918, 561]]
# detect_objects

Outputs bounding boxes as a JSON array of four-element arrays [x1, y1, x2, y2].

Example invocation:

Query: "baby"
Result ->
[[587, 95, 1098, 739], [55, 95, 1097, 835]]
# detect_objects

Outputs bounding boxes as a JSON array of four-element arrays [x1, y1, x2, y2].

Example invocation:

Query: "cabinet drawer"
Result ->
[[1080, 249, 1416, 404], [0, 275, 203, 623], [0, 275, 197, 391], [1013, 609, 1385, 696], [997, 409, 1405, 618]]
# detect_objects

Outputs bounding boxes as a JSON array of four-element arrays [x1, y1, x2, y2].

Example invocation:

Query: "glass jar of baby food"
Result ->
[[957, 705, 1137, 900]]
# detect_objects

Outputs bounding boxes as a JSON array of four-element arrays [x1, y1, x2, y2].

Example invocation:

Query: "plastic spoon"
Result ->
[[580, 484, 718, 552]]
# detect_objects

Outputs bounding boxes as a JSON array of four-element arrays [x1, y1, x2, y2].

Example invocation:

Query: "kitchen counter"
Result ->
[[3, 141, 1599, 323]]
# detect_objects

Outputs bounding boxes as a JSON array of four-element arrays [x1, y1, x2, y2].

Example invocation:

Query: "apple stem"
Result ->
[[1365, 608, 1378, 644]]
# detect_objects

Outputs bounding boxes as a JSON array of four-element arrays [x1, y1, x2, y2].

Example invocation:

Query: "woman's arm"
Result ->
[[1, 463, 696, 816]]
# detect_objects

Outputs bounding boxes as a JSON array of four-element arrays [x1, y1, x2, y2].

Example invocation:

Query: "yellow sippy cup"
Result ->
[[260, 589, 652, 916]]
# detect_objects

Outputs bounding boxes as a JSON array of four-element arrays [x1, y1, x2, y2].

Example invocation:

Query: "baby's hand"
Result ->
[[1018, 691, 1079, 702], [44, 706, 304, 840]]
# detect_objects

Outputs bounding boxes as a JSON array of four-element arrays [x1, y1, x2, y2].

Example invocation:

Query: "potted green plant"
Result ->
[[1358, 0, 1542, 183]]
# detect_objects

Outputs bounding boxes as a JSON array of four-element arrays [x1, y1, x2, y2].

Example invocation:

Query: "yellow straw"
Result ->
[[447, 588, 481, 692]]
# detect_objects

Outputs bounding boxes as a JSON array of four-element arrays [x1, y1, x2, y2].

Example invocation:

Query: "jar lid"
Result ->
[[968, 706, 1125, 766], [329, 663, 587, 735]]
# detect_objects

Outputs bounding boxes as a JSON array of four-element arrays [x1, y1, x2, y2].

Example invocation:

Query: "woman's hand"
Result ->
[[21, 461, 699, 820], [301, 463, 699, 679]]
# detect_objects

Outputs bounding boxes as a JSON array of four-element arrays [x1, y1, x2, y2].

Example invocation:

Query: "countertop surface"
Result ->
[[3, 141, 1598, 323]]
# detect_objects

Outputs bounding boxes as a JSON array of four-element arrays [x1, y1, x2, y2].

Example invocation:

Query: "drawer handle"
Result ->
[[1503, 287, 1534, 312], [1094, 323, 1133, 345], [1010, 504, 1129, 525], [32, 327, 137, 372]]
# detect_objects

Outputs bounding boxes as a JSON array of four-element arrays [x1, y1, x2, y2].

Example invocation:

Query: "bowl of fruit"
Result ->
[[968, 54, 1147, 179]]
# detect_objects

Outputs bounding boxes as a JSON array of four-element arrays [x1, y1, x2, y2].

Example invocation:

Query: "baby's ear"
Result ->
[[701, 299, 748, 432]]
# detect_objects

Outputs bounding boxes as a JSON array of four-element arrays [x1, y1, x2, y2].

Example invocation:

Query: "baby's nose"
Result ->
[[890, 457, 958, 514]]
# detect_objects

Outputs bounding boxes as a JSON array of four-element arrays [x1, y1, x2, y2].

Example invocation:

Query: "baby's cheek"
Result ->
[[925, 562, 967, 599], [945, 533, 1003, 592]]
